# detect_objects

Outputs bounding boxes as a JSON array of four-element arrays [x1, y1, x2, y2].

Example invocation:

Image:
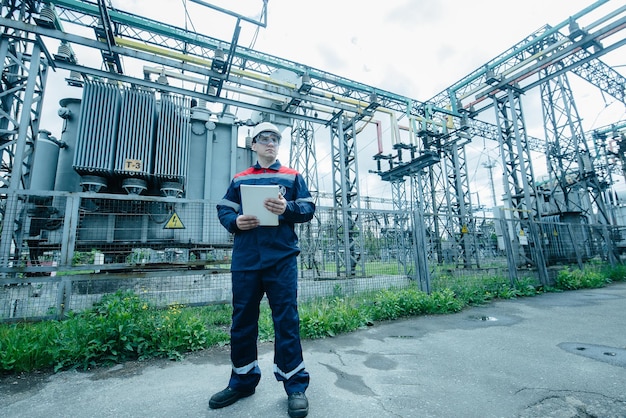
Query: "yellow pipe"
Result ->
[[145, 66, 354, 122], [115, 37, 295, 89], [143, 65, 288, 103], [116, 37, 386, 113]]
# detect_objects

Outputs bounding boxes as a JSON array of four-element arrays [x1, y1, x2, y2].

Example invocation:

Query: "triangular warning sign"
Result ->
[[164, 212, 185, 229]]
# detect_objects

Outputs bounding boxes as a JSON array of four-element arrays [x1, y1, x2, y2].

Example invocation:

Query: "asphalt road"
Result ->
[[2, 282, 626, 417]]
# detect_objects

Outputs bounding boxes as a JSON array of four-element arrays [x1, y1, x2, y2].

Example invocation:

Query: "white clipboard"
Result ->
[[240, 184, 279, 226]]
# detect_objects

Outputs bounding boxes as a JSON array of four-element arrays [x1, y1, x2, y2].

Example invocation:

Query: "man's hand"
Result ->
[[236, 214, 260, 230], [264, 193, 286, 215]]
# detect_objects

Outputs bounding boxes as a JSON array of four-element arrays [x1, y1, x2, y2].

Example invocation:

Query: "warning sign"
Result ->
[[164, 212, 185, 229], [518, 229, 528, 246]]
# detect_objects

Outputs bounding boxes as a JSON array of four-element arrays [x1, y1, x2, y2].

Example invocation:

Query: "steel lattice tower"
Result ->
[[329, 114, 365, 277], [494, 86, 549, 286], [389, 177, 413, 278], [540, 71, 619, 264], [0, 0, 49, 271], [289, 112, 320, 273]]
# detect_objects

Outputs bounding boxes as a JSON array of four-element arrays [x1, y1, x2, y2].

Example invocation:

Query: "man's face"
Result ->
[[252, 131, 280, 159]]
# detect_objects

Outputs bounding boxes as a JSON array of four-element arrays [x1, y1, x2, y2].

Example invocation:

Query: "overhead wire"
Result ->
[[181, 0, 198, 33]]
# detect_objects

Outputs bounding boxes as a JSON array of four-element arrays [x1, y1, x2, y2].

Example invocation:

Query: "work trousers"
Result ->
[[228, 256, 310, 395]]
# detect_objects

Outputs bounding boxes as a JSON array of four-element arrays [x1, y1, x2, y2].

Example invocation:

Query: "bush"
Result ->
[[299, 297, 369, 339], [0, 322, 58, 373], [603, 264, 626, 283], [432, 275, 533, 305], [554, 268, 609, 290], [365, 286, 463, 322]]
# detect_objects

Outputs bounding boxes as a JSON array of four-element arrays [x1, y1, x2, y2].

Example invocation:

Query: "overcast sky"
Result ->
[[42, 0, 626, 205]]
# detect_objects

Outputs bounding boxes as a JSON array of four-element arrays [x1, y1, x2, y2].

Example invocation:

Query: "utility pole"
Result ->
[[482, 157, 498, 208]]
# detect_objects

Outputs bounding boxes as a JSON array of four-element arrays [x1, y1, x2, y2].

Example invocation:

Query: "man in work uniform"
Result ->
[[210, 122, 315, 418]]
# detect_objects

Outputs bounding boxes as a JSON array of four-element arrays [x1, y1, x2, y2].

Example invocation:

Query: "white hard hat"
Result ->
[[252, 122, 281, 140]]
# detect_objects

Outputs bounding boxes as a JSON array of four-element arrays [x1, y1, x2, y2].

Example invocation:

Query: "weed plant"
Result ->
[[1, 264, 624, 375], [554, 266, 614, 289]]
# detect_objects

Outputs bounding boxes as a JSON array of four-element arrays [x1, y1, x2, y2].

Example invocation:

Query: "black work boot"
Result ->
[[287, 392, 309, 417], [209, 387, 255, 409]]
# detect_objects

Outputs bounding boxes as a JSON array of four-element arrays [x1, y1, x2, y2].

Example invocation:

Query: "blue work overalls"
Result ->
[[217, 160, 315, 395]]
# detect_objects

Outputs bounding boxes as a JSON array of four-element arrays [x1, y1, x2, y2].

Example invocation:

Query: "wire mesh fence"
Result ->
[[1, 190, 622, 321]]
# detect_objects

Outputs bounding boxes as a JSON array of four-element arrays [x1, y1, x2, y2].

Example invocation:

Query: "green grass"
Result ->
[[1, 263, 624, 375]]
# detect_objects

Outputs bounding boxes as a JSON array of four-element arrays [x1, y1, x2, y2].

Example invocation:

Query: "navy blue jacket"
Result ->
[[217, 161, 315, 271]]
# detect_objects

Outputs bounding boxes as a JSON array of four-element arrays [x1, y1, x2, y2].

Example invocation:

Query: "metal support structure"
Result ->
[[494, 86, 549, 286], [412, 172, 431, 293], [407, 117, 445, 265], [541, 72, 596, 212], [289, 113, 321, 273], [0, 2, 49, 272], [442, 135, 480, 268], [390, 178, 413, 278], [482, 157, 499, 207], [329, 113, 364, 277], [420, 162, 443, 264], [541, 71, 618, 265], [95, 0, 123, 74], [591, 121, 626, 188]]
